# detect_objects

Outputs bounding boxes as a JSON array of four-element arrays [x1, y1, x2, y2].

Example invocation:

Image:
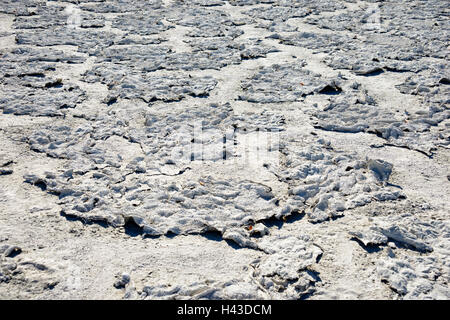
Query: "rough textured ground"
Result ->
[[0, 0, 449, 300]]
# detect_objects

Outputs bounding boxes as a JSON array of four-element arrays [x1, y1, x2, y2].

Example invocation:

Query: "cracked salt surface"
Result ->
[[0, 0, 449, 300]]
